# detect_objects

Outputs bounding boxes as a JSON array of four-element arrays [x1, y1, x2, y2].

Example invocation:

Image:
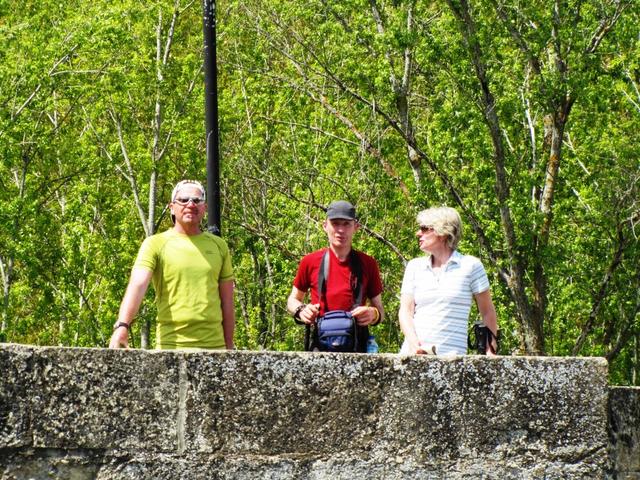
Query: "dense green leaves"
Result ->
[[1, 0, 638, 384]]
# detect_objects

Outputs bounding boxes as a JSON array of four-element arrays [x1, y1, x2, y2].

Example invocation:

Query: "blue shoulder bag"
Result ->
[[305, 250, 363, 352]]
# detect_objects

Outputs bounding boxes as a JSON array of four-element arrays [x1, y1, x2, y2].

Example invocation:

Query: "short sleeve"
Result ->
[[293, 255, 312, 292], [217, 238, 234, 282], [400, 259, 418, 296], [363, 255, 383, 299], [469, 258, 490, 294], [133, 236, 158, 272]]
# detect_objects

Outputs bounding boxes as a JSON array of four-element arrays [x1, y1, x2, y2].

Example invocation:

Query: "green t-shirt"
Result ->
[[134, 229, 234, 350]]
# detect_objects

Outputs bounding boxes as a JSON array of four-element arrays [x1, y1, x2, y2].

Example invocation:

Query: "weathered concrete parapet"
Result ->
[[609, 386, 640, 479], [0, 344, 613, 479]]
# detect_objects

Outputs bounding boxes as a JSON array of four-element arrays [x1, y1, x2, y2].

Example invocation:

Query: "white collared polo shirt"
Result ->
[[400, 250, 490, 355]]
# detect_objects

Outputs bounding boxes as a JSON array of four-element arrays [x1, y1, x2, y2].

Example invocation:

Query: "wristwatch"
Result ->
[[113, 322, 130, 331]]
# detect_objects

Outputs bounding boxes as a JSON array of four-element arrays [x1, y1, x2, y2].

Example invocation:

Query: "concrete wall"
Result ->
[[610, 386, 640, 480], [0, 344, 626, 479]]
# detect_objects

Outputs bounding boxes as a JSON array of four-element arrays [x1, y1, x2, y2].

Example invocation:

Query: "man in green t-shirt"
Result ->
[[109, 180, 235, 350]]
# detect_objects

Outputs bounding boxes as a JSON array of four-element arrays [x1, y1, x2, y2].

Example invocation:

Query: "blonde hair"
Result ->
[[416, 206, 462, 250]]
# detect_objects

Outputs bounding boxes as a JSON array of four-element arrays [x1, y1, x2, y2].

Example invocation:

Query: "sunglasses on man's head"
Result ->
[[174, 196, 205, 205], [419, 225, 435, 233]]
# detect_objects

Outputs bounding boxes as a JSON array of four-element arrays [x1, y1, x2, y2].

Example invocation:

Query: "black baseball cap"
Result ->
[[326, 200, 357, 221]]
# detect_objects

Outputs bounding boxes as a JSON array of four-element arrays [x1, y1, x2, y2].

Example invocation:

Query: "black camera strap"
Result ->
[[317, 249, 363, 310], [469, 322, 500, 355], [486, 328, 499, 355]]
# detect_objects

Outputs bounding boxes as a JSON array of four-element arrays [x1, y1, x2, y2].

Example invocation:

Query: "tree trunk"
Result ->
[[447, 0, 544, 354], [0, 257, 13, 338]]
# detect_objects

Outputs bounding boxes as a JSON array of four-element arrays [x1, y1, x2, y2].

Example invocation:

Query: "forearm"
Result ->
[[109, 267, 152, 348], [116, 292, 143, 327], [475, 290, 498, 335], [109, 298, 139, 348], [398, 294, 420, 348], [482, 309, 498, 354], [287, 286, 319, 324], [399, 313, 420, 347], [481, 309, 498, 337], [115, 268, 152, 327], [475, 289, 499, 354], [370, 295, 384, 325], [222, 309, 235, 349], [219, 280, 236, 349], [287, 292, 305, 315]]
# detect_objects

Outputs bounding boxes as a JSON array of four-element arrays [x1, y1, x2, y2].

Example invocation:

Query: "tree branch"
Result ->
[[573, 222, 629, 355], [585, 0, 629, 54], [108, 108, 150, 237], [489, 0, 541, 74]]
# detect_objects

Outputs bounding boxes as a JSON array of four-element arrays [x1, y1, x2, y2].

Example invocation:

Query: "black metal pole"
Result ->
[[203, 0, 221, 236]]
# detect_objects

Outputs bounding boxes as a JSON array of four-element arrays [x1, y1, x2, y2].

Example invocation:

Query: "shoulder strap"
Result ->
[[349, 250, 363, 308], [317, 249, 331, 307], [305, 250, 331, 351], [317, 249, 363, 310]]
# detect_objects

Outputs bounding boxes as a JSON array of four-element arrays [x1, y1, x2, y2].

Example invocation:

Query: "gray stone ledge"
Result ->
[[0, 448, 612, 480], [0, 344, 617, 479]]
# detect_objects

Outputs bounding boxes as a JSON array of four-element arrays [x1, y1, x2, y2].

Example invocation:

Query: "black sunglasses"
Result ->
[[174, 196, 205, 205]]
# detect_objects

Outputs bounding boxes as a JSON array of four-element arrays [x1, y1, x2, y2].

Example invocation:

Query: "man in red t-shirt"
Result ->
[[287, 200, 384, 352]]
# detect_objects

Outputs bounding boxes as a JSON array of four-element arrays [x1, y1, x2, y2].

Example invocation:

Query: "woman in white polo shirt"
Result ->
[[399, 206, 498, 356]]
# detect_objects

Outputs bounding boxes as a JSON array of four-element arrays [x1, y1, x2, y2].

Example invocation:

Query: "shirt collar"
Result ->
[[426, 250, 461, 270]]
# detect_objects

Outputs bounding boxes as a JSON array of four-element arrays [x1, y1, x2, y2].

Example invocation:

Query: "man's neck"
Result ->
[[329, 244, 352, 261], [173, 224, 201, 236]]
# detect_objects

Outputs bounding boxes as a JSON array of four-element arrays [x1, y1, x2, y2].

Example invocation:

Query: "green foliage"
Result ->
[[1, 0, 639, 385]]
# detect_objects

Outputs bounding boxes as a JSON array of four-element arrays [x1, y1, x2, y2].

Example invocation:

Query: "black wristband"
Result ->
[[292, 304, 307, 324], [113, 322, 130, 331]]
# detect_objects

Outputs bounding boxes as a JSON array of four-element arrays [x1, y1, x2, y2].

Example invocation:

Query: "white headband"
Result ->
[[171, 180, 206, 202]]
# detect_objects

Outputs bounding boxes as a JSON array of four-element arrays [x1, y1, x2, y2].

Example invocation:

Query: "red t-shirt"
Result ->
[[293, 248, 383, 315]]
